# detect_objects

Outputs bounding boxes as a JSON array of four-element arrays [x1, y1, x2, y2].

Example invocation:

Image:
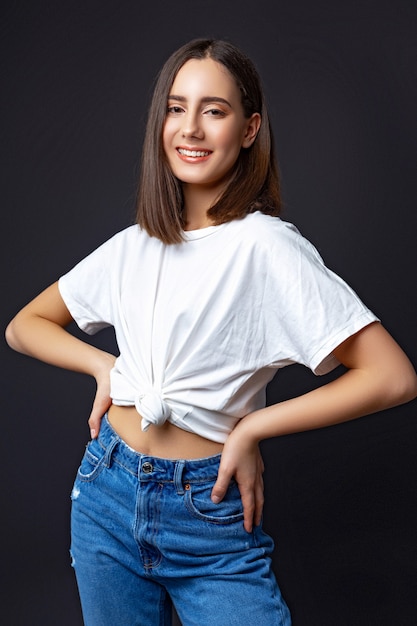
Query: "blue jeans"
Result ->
[[70, 415, 292, 626]]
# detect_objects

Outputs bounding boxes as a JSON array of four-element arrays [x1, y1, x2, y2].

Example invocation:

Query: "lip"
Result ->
[[176, 147, 212, 161]]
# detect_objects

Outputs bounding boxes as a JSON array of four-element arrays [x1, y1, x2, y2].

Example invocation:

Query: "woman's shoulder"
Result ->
[[106, 223, 143, 244], [238, 212, 308, 251], [92, 223, 152, 253], [64, 225, 153, 272], [232, 212, 328, 272], [241, 212, 298, 236]]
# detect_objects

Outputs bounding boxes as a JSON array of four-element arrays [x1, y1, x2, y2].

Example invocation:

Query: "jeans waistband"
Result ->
[[97, 414, 222, 484]]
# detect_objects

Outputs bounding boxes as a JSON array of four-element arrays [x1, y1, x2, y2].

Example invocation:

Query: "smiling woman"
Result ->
[[162, 58, 261, 227], [5, 37, 417, 626], [137, 39, 282, 244]]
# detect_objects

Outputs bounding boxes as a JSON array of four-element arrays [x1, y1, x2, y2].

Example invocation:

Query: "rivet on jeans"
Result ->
[[142, 462, 153, 474]]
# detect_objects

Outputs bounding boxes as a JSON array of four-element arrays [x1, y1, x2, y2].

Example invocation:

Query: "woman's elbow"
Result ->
[[5, 314, 29, 353], [401, 369, 417, 404], [5, 318, 20, 351], [388, 362, 417, 406]]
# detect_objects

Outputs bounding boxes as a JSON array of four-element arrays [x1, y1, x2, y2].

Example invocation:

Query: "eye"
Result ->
[[167, 105, 184, 115], [204, 108, 226, 117]]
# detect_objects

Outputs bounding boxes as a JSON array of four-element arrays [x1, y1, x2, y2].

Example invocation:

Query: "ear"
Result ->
[[242, 113, 261, 148]]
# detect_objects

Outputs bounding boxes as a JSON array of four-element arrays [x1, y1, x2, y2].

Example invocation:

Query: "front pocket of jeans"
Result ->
[[76, 440, 106, 482], [184, 480, 244, 524]]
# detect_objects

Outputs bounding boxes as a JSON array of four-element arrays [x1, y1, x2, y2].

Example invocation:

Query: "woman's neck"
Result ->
[[182, 184, 221, 230], [183, 212, 213, 231]]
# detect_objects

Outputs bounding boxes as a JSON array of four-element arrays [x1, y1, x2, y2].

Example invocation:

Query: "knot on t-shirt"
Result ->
[[135, 389, 171, 431]]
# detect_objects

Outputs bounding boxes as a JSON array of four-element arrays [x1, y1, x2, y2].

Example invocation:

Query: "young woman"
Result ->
[[6, 38, 417, 626]]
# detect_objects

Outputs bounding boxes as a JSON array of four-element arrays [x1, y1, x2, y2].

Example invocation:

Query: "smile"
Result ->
[[177, 148, 211, 157]]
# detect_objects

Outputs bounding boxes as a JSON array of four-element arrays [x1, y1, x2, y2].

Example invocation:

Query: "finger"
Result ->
[[211, 468, 233, 504], [254, 477, 265, 527], [254, 449, 265, 526], [88, 411, 103, 439], [239, 486, 256, 533], [88, 399, 111, 439]]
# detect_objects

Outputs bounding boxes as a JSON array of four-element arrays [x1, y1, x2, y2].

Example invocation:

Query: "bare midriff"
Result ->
[[107, 404, 224, 459]]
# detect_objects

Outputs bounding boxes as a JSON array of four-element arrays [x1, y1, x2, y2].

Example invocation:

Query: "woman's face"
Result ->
[[163, 57, 260, 198]]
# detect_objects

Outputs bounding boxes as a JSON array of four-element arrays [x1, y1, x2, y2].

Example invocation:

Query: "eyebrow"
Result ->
[[167, 95, 232, 108]]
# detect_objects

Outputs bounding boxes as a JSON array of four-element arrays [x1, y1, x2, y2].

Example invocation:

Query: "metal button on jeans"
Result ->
[[142, 462, 153, 474]]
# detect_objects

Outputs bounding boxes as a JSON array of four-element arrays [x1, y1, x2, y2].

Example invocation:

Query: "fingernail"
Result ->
[[211, 495, 221, 504], [90, 429, 96, 439]]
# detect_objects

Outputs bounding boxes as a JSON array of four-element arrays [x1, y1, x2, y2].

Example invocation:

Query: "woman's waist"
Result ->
[[107, 404, 223, 459]]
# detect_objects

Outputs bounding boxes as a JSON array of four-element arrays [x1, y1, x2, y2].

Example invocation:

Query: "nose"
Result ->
[[181, 110, 204, 139]]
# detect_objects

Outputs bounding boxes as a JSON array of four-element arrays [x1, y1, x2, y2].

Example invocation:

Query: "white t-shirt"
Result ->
[[58, 212, 379, 443]]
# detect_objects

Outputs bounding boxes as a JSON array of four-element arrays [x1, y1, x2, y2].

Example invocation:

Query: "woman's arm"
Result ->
[[212, 322, 417, 531], [5, 281, 116, 436]]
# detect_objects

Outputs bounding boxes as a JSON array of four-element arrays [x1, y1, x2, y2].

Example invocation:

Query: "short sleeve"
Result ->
[[263, 222, 379, 375], [58, 236, 116, 335]]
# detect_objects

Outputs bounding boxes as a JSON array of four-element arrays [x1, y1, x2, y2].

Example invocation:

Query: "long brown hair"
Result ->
[[136, 38, 282, 244]]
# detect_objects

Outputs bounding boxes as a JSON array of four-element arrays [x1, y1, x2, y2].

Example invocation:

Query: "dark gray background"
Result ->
[[1, 1, 416, 624]]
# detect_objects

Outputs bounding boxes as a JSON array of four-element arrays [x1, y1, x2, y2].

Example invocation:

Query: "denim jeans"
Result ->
[[70, 415, 292, 626]]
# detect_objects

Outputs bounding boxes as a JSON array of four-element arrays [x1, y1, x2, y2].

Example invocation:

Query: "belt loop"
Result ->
[[174, 460, 186, 495], [103, 436, 119, 468]]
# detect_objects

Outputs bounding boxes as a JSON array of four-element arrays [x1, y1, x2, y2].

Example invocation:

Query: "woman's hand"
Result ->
[[211, 427, 264, 533], [88, 354, 117, 439]]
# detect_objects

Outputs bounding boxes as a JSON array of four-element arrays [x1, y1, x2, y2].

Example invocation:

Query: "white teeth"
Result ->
[[178, 148, 210, 157]]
